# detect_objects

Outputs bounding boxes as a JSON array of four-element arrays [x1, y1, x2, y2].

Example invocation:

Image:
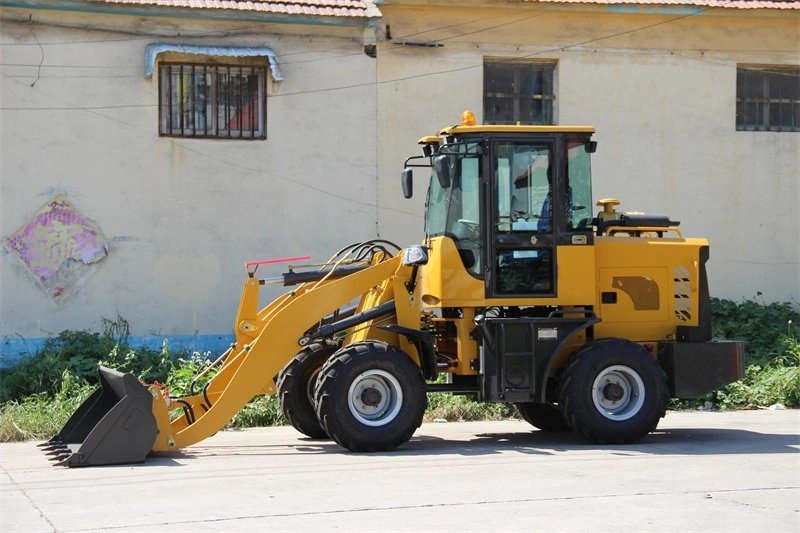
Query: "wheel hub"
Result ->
[[603, 382, 625, 402], [591, 365, 646, 421], [347, 370, 404, 427], [361, 387, 383, 407]]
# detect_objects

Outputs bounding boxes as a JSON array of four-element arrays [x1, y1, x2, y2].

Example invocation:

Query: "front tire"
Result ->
[[559, 338, 668, 444], [313, 341, 427, 452], [277, 342, 335, 439]]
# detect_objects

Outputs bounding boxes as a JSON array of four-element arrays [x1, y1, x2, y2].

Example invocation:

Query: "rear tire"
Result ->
[[313, 341, 427, 452], [277, 342, 335, 439], [515, 402, 571, 432], [559, 338, 668, 444]]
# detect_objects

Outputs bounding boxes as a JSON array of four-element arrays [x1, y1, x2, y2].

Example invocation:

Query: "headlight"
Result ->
[[401, 245, 429, 266]]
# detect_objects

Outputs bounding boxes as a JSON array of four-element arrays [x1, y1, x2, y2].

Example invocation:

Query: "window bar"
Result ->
[[237, 68, 244, 137], [172, 67, 177, 134], [513, 68, 521, 124], [172, 68, 179, 134], [544, 67, 552, 124], [253, 70, 259, 137], [761, 73, 768, 130], [191, 64, 197, 137], [248, 71, 254, 137], [168, 67, 172, 134], [208, 66, 213, 136], [177, 66, 184, 134], [214, 66, 220, 137], [162, 65, 170, 135], [236, 69, 241, 137], [226, 66, 231, 139], [260, 69, 266, 138], [241, 69, 247, 137], [251, 71, 256, 137], [210, 66, 215, 137], [222, 67, 228, 138], [230, 68, 236, 138], [201, 65, 206, 136], [160, 64, 164, 134], [175, 66, 179, 133], [204, 65, 210, 136]]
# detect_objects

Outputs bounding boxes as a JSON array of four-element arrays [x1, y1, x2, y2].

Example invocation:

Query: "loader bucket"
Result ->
[[39, 366, 157, 467]]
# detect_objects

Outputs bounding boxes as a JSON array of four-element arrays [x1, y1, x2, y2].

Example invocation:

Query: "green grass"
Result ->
[[424, 393, 517, 422], [0, 374, 95, 442]]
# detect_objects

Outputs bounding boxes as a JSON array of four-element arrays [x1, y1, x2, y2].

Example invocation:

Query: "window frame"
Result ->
[[483, 59, 557, 126], [736, 65, 800, 133], [158, 62, 267, 140]]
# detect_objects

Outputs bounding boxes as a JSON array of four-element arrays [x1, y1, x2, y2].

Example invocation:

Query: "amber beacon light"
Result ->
[[461, 110, 476, 126]]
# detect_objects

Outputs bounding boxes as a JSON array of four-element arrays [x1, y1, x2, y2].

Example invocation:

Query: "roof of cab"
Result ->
[[418, 125, 596, 144]]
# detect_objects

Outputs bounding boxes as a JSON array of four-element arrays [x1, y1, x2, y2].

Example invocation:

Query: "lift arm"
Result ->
[[149, 256, 402, 452]]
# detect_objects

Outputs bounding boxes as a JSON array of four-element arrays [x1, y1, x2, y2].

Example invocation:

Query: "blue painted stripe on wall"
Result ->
[[605, 5, 704, 14], [0, 334, 236, 368]]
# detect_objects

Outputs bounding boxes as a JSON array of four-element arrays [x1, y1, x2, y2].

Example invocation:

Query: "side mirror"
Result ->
[[401, 168, 413, 199], [585, 141, 598, 154], [434, 154, 451, 189]]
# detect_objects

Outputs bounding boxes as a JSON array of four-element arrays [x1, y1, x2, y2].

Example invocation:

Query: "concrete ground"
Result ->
[[1, 410, 798, 533]]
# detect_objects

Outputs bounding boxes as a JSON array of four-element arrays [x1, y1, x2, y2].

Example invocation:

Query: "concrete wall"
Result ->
[[0, 7, 379, 358], [375, 2, 800, 307]]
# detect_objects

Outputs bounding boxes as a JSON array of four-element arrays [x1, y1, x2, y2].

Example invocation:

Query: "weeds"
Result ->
[[711, 298, 799, 366], [0, 315, 175, 403], [228, 396, 285, 428], [425, 393, 516, 422], [707, 323, 800, 409], [0, 371, 95, 442], [165, 351, 218, 396]]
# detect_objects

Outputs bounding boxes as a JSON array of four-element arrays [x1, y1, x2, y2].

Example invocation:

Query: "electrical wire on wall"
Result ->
[[0, 2, 796, 214]]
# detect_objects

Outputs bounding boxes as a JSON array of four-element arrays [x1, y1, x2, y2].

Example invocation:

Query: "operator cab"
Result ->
[[402, 111, 596, 300]]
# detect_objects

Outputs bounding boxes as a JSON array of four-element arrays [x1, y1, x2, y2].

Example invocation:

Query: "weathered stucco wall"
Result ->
[[375, 2, 800, 306], [0, 8, 379, 353]]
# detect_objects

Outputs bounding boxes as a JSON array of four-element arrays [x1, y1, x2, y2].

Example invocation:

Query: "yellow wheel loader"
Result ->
[[41, 112, 744, 466]]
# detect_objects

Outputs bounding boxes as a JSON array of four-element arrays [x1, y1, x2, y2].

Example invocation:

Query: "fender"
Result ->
[[536, 314, 601, 403], [379, 324, 438, 381]]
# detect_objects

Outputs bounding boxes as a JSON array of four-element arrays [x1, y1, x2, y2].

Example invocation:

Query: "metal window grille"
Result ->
[[484, 60, 556, 125], [736, 66, 800, 132], [158, 63, 266, 139]]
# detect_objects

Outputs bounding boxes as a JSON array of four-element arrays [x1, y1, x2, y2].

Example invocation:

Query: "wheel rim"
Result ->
[[591, 365, 645, 421], [306, 367, 322, 404], [347, 369, 403, 427]]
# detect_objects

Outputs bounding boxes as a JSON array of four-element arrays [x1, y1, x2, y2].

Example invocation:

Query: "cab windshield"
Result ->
[[425, 142, 482, 277]]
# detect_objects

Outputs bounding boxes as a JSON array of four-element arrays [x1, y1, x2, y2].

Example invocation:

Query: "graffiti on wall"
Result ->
[[3, 195, 108, 300]]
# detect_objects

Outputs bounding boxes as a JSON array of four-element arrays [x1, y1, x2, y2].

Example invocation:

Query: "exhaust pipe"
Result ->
[[38, 366, 158, 467]]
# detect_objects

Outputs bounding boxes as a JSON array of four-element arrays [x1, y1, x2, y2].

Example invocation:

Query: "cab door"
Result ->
[[488, 139, 558, 298]]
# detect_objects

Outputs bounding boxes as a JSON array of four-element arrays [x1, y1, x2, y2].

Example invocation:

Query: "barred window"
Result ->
[[736, 66, 799, 132], [484, 60, 556, 125], [159, 63, 266, 139]]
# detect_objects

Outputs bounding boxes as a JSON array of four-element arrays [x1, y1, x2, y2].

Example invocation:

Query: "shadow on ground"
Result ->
[[146, 425, 800, 465]]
